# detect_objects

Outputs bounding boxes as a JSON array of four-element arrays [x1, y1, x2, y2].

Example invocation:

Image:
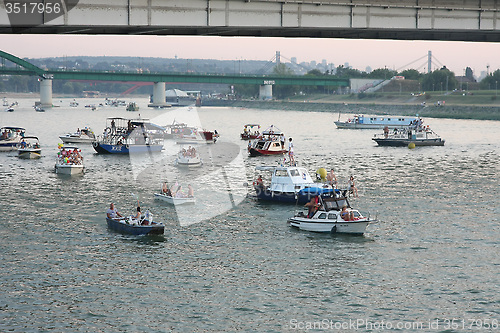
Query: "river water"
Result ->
[[0, 98, 499, 332]]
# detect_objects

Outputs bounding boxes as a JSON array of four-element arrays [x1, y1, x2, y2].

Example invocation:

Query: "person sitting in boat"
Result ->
[[255, 175, 264, 188], [188, 184, 194, 197], [107, 203, 123, 220], [383, 126, 389, 138], [341, 205, 355, 221], [175, 185, 186, 198], [162, 182, 171, 196], [305, 196, 320, 218], [20, 140, 27, 148]]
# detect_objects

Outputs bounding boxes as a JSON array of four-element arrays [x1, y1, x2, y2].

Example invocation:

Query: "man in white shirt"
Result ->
[[106, 203, 123, 220]]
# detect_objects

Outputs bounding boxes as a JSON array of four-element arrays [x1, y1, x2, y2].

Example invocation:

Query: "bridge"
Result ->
[[2, 0, 500, 42], [0, 50, 349, 106]]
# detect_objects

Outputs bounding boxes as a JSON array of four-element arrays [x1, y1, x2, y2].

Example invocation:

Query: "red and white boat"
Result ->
[[175, 127, 219, 144], [248, 125, 288, 157]]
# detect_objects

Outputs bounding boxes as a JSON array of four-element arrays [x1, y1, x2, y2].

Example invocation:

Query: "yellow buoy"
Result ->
[[408, 142, 416, 149], [316, 168, 327, 181]]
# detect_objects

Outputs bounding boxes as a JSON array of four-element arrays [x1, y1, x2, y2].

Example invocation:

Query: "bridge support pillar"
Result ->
[[148, 82, 168, 107], [259, 85, 273, 100], [40, 79, 53, 107]]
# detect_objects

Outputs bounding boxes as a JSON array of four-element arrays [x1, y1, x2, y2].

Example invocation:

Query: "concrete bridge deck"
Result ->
[[1, 0, 500, 42]]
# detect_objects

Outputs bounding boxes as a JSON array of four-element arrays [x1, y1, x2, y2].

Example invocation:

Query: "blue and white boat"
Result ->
[[253, 165, 338, 204], [92, 117, 164, 154], [0, 127, 26, 151], [334, 114, 417, 129]]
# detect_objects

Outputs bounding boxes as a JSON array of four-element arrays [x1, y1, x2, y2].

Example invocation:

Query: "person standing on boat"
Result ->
[[280, 133, 286, 150], [383, 126, 389, 138], [288, 137, 295, 165], [111, 119, 116, 134], [305, 196, 320, 218], [327, 169, 337, 188], [348, 176, 358, 198], [107, 203, 123, 220]]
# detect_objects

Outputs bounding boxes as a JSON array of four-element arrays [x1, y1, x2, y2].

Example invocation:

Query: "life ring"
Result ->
[[104, 127, 111, 134]]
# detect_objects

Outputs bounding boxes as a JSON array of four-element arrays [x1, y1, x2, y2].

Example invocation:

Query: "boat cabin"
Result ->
[[258, 166, 315, 193]]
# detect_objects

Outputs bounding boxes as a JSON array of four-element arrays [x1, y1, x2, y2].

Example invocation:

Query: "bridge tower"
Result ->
[[148, 82, 168, 107], [427, 51, 432, 73], [39, 79, 53, 107]]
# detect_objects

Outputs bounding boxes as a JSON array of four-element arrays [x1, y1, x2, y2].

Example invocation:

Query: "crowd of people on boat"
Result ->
[[57, 144, 83, 165], [1, 128, 24, 140], [180, 146, 197, 158], [162, 182, 194, 198]]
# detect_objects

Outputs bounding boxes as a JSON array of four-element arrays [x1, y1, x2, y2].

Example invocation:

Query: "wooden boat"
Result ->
[[106, 216, 164, 235], [17, 136, 41, 159]]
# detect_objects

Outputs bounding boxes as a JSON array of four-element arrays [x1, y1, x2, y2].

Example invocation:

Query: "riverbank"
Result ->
[[203, 99, 500, 121]]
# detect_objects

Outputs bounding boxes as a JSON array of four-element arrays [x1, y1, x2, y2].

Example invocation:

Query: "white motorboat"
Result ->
[[59, 127, 96, 144], [154, 183, 195, 204], [287, 195, 375, 234], [254, 164, 338, 204], [154, 192, 196, 205], [0, 127, 26, 151], [17, 136, 41, 159], [175, 127, 218, 144], [174, 147, 202, 167], [55, 145, 84, 175]]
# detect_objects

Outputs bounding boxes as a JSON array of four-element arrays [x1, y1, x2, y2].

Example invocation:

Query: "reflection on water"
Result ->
[[0, 98, 499, 332]]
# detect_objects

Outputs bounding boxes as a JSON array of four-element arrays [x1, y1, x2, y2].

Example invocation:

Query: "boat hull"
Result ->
[[18, 149, 41, 159], [59, 136, 95, 144], [255, 187, 333, 204], [93, 142, 163, 154], [154, 193, 195, 205], [106, 218, 164, 235], [55, 164, 84, 175], [372, 138, 445, 146], [0, 142, 20, 151], [287, 217, 370, 234], [249, 148, 287, 157]]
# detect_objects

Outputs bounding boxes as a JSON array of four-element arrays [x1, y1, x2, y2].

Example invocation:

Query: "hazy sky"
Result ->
[[1, 34, 500, 77]]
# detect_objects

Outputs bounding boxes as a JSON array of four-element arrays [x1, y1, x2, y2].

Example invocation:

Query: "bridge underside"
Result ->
[[2, 0, 500, 42], [5, 26, 500, 43]]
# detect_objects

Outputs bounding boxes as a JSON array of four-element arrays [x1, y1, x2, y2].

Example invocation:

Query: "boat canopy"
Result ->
[[20, 136, 39, 140], [1, 126, 25, 131], [261, 125, 283, 136], [244, 124, 260, 128]]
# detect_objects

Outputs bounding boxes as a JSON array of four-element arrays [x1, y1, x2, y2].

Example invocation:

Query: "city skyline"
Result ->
[[1, 34, 499, 77]]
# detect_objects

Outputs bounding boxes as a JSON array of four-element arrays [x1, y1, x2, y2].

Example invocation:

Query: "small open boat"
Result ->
[[154, 192, 195, 205], [106, 216, 164, 235], [174, 146, 202, 167], [17, 136, 41, 159]]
